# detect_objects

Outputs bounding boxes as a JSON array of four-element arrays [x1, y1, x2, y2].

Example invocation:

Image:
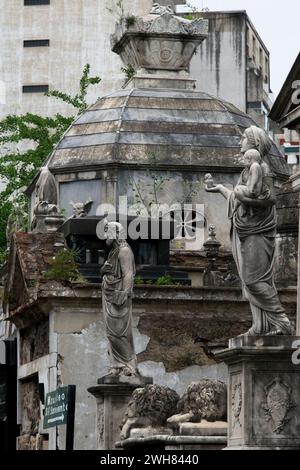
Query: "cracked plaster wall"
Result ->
[[54, 308, 228, 450]]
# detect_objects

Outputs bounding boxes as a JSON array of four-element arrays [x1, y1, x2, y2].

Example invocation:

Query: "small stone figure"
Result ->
[[150, 3, 174, 15], [207, 224, 217, 241], [203, 225, 222, 287], [35, 167, 58, 205], [70, 199, 93, 218], [233, 149, 271, 217], [204, 173, 215, 189], [101, 220, 138, 377], [234, 149, 263, 201], [31, 167, 62, 232], [205, 125, 292, 336], [120, 384, 179, 440]]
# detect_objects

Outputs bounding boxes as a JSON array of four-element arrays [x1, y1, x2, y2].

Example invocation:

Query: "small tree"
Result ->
[[0, 64, 101, 263]]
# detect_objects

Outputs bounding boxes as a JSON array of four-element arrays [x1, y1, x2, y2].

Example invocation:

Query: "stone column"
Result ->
[[216, 336, 300, 450], [106, 174, 118, 209], [88, 376, 152, 450], [291, 170, 300, 336]]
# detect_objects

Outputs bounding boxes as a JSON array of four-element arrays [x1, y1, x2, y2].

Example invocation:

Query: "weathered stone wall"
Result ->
[[53, 168, 237, 251], [17, 433, 48, 451], [50, 285, 296, 450], [118, 169, 237, 250], [20, 375, 40, 436], [20, 319, 49, 365], [190, 12, 247, 111], [12, 282, 296, 450], [274, 235, 298, 287]]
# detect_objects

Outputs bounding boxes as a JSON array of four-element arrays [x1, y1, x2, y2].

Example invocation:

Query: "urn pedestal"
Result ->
[[88, 375, 152, 450], [216, 336, 300, 450]]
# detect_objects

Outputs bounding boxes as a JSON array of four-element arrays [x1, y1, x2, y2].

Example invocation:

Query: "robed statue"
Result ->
[[205, 126, 292, 337], [101, 220, 138, 377]]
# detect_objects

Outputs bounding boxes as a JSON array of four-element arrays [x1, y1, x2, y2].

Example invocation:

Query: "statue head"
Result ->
[[35, 166, 58, 206], [103, 219, 127, 247], [150, 3, 175, 15], [176, 379, 227, 422], [240, 125, 272, 158], [70, 198, 93, 218], [120, 384, 179, 439], [243, 148, 262, 168]]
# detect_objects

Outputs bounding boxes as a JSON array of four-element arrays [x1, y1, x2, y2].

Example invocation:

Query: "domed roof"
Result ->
[[48, 87, 289, 178]]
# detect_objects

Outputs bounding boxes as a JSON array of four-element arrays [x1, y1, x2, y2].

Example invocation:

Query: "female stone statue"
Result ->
[[205, 125, 292, 337], [101, 220, 138, 377]]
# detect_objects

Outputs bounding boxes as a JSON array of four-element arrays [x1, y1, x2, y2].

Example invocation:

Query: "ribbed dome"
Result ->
[[48, 87, 289, 178]]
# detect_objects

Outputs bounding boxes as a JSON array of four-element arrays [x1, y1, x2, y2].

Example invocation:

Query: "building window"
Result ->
[[24, 0, 50, 5], [24, 39, 50, 47], [264, 57, 269, 83], [246, 45, 250, 59], [23, 85, 49, 93], [246, 27, 250, 45], [286, 154, 300, 165], [259, 48, 263, 67], [252, 36, 256, 63]]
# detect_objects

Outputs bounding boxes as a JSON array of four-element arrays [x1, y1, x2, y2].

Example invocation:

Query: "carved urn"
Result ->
[[111, 5, 209, 73]]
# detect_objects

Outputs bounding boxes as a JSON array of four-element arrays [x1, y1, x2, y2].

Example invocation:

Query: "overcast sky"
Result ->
[[177, 0, 299, 98]]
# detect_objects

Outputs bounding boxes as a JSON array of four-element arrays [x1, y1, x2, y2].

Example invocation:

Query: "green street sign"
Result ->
[[43, 386, 69, 429]]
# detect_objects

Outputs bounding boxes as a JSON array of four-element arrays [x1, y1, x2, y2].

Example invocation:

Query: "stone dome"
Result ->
[[48, 87, 289, 178]]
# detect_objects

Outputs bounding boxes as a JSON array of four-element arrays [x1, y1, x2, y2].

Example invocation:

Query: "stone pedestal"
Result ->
[[88, 375, 152, 450], [216, 336, 300, 450], [166, 421, 227, 450], [290, 170, 300, 336], [32, 214, 64, 233], [116, 421, 227, 451], [128, 73, 196, 91]]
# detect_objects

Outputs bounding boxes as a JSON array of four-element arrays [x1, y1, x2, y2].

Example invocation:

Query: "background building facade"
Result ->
[[190, 10, 272, 129], [270, 52, 300, 169], [0, 0, 154, 119], [1, 2, 271, 131]]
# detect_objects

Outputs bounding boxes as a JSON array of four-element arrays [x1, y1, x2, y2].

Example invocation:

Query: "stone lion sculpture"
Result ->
[[167, 379, 227, 425], [120, 384, 179, 440]]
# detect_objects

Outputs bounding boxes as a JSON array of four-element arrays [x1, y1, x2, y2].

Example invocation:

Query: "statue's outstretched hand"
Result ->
[[204, 173, 220, 193], [205, 184, 221, 193]]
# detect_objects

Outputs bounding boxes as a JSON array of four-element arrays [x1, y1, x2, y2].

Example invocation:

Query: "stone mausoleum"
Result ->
[[2, 5, 298, 450]]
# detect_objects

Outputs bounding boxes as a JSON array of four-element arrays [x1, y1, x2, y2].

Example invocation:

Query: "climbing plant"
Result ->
[[0, 64, 101, 263]]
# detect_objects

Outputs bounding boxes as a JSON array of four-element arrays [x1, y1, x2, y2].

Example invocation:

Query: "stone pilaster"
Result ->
[[105, 174, 118, 209], [88, 376, 152, 450], [290, 170, 300, 336], [216, 336, 300, 450]]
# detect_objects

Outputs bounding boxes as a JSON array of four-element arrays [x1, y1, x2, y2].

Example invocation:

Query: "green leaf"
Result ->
[[0, 64, 101, 263]]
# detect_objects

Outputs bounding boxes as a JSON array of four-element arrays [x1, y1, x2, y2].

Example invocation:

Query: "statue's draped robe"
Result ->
[[102, 243, 137, 372], [228, 170, 292, 335]]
